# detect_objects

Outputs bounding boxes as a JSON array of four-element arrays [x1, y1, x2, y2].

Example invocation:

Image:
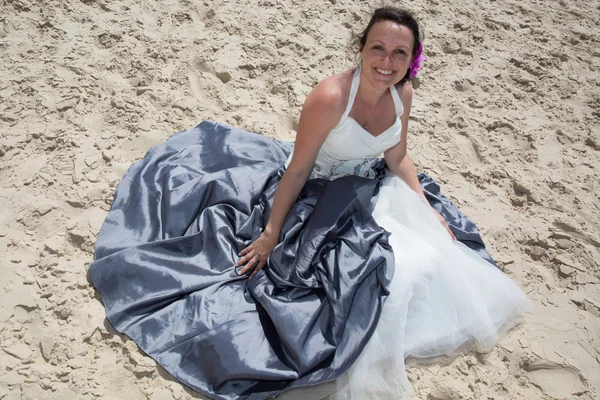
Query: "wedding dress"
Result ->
[[90, 67, 528, 400]]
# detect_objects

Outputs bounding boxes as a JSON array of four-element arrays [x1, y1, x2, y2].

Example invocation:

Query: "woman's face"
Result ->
[[360, 20, 415, 89]]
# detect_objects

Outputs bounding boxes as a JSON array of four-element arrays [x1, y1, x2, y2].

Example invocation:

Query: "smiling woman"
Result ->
[[89, 6, 529, 400], [360, 21, 413, 87], [355, 8, 422, 84]]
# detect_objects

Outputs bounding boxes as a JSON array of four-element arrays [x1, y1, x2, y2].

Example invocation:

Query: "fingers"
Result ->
[[237, 247, 268, 278], [236, 250, 254, 267], [434, 212, 456, 241], [443, 222, 456, 241], [250, 260, 267, 278], [238, 255, 259, 275], [239, 246, 252, 256]]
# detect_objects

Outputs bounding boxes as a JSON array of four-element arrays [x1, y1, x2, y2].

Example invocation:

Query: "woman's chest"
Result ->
[[321, 119, 402, 160]]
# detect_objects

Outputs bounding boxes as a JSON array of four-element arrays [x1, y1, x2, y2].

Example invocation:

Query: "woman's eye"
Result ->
[[395, 49, 406, 55], [373, 45, 384, 51]]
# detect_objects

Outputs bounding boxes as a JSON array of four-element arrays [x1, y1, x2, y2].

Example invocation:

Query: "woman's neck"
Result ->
[[356, 69, 388, 106]]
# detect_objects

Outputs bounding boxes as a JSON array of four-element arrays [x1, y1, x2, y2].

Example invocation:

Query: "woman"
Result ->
[[236, 8, 451, 276], [90, 7, 529, 400]]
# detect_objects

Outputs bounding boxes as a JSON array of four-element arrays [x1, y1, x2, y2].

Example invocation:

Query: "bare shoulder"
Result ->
[[304, 69, 354, 114], [290, 70, 355, 173], [395, 82, 413, 109]]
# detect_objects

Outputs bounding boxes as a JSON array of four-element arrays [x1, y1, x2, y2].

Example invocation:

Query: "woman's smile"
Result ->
[[375, 68, 394, 75]]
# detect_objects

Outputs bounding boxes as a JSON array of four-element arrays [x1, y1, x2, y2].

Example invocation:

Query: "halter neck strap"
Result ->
[[343, 66, 405, 120]]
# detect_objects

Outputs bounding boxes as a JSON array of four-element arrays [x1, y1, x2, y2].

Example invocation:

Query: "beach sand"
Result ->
[[1, 0, 599, 399]]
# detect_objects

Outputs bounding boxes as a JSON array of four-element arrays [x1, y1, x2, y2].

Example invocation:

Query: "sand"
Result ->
[[1, 0, 599, 399]]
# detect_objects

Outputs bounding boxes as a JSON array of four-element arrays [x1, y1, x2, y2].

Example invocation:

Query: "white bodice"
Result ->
[[285, 67, 404, 180]]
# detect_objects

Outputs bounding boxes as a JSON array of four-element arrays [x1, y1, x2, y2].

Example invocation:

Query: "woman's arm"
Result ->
[[390, 154, 426, 198], [237, 78, 345, 276], [384, 84, 455, 239]]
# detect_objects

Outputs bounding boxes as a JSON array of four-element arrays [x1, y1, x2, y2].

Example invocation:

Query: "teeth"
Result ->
[[376, 68, 393, 75]]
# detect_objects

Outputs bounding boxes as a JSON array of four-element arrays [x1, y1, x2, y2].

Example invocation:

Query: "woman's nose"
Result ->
[[381, 52, 394, 63]]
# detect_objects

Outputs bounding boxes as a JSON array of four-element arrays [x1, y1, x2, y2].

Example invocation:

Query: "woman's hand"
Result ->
[[232, 76, 342, 279], [236, 232, 279, 277], [433, 210, 456, 241]]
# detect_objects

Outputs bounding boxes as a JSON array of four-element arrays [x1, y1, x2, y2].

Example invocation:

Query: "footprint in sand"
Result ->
[[455, 130, 485, 164], [188, 58, 210, 102], [522, 359, 588, 399]]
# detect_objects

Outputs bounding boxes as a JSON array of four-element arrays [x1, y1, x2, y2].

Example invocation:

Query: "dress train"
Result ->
[[335, 173, 530, 399]]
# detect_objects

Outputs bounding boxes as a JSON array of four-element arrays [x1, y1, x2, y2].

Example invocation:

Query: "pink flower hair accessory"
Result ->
[[409, 43, 427, 79]]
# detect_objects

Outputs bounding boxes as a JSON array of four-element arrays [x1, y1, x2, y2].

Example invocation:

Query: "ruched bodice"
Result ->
[[285, 67, 404, 179]]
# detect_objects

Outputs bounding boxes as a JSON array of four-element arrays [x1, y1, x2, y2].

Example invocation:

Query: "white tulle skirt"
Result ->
[[335, 173, 530, 399]]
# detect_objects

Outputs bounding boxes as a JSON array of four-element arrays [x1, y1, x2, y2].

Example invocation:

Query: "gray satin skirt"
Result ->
[[89, 121, 496, 400]]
